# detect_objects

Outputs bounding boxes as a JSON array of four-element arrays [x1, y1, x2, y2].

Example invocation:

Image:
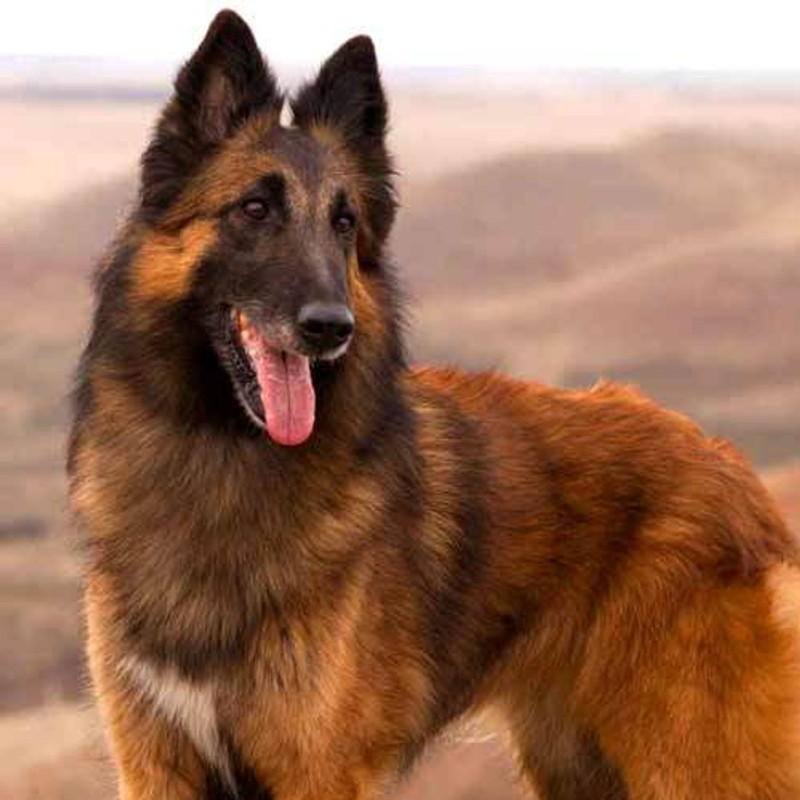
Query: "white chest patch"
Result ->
[[120, 656, 231, 781]]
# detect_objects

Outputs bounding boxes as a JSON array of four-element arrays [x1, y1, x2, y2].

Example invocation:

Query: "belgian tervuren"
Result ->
[[68, 10, 800, 799]]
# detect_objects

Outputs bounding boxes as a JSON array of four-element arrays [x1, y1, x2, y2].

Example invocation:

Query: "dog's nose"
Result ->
[[298, 302, 355, 353]]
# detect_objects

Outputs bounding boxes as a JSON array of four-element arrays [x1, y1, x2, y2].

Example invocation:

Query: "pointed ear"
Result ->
[[292, 36, 396, 257], [140, 10, 282, 219]]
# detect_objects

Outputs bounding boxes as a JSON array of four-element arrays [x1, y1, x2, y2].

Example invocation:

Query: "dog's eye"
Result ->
[[241, 199, 269, 221], [333, 214, 356, 235]]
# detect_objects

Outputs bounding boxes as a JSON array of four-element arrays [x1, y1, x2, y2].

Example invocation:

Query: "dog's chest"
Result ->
[[122, 656, 230, 777]]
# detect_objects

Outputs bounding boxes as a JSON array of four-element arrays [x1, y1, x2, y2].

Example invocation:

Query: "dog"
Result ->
[[68, 10, 800, 799]]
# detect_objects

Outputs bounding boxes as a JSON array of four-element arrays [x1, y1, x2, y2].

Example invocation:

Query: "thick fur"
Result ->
[[68, 11, 800, 800]]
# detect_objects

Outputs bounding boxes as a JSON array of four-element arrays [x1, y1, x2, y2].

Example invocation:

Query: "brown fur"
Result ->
[[68, 11, 800, 800], [130, 220, 220, 304]]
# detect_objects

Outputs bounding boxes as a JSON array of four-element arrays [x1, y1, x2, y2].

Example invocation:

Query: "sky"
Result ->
[[4, 0, 800, 73]]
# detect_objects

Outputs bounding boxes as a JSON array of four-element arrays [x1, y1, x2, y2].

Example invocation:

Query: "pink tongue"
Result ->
[[248, 343, 316, 446]]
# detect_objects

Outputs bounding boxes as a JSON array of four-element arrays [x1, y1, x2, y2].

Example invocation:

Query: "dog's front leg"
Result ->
[[85, 588, 209, 800], [94, 669, 209, 800]]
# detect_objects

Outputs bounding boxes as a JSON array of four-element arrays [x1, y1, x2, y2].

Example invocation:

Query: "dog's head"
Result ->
[[128, 10, 397, 446]]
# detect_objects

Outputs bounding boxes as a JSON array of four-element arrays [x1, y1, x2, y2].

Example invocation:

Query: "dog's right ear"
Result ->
[[140, 10, 282, 220]]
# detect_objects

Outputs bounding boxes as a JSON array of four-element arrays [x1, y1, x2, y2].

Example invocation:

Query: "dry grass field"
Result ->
[[1, 79, 799, 798]]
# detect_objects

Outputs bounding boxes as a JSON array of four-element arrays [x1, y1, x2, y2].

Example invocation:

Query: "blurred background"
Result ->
[[2, 1, 799, 797]]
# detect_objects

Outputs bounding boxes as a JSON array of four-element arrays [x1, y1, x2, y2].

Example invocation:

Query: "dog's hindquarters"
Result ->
[[498, 556, 800, 800]]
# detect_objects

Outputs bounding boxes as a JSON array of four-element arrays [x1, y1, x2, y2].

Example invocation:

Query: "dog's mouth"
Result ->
[[224, 308, 316, 447]]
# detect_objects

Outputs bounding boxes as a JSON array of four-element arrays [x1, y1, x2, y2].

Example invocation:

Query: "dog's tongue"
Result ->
[[247, 340, 315, 446]]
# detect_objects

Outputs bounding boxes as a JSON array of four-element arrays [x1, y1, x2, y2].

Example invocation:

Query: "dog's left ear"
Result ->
[[292, 37, 396, 259], [141, 10, 282, 220]]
